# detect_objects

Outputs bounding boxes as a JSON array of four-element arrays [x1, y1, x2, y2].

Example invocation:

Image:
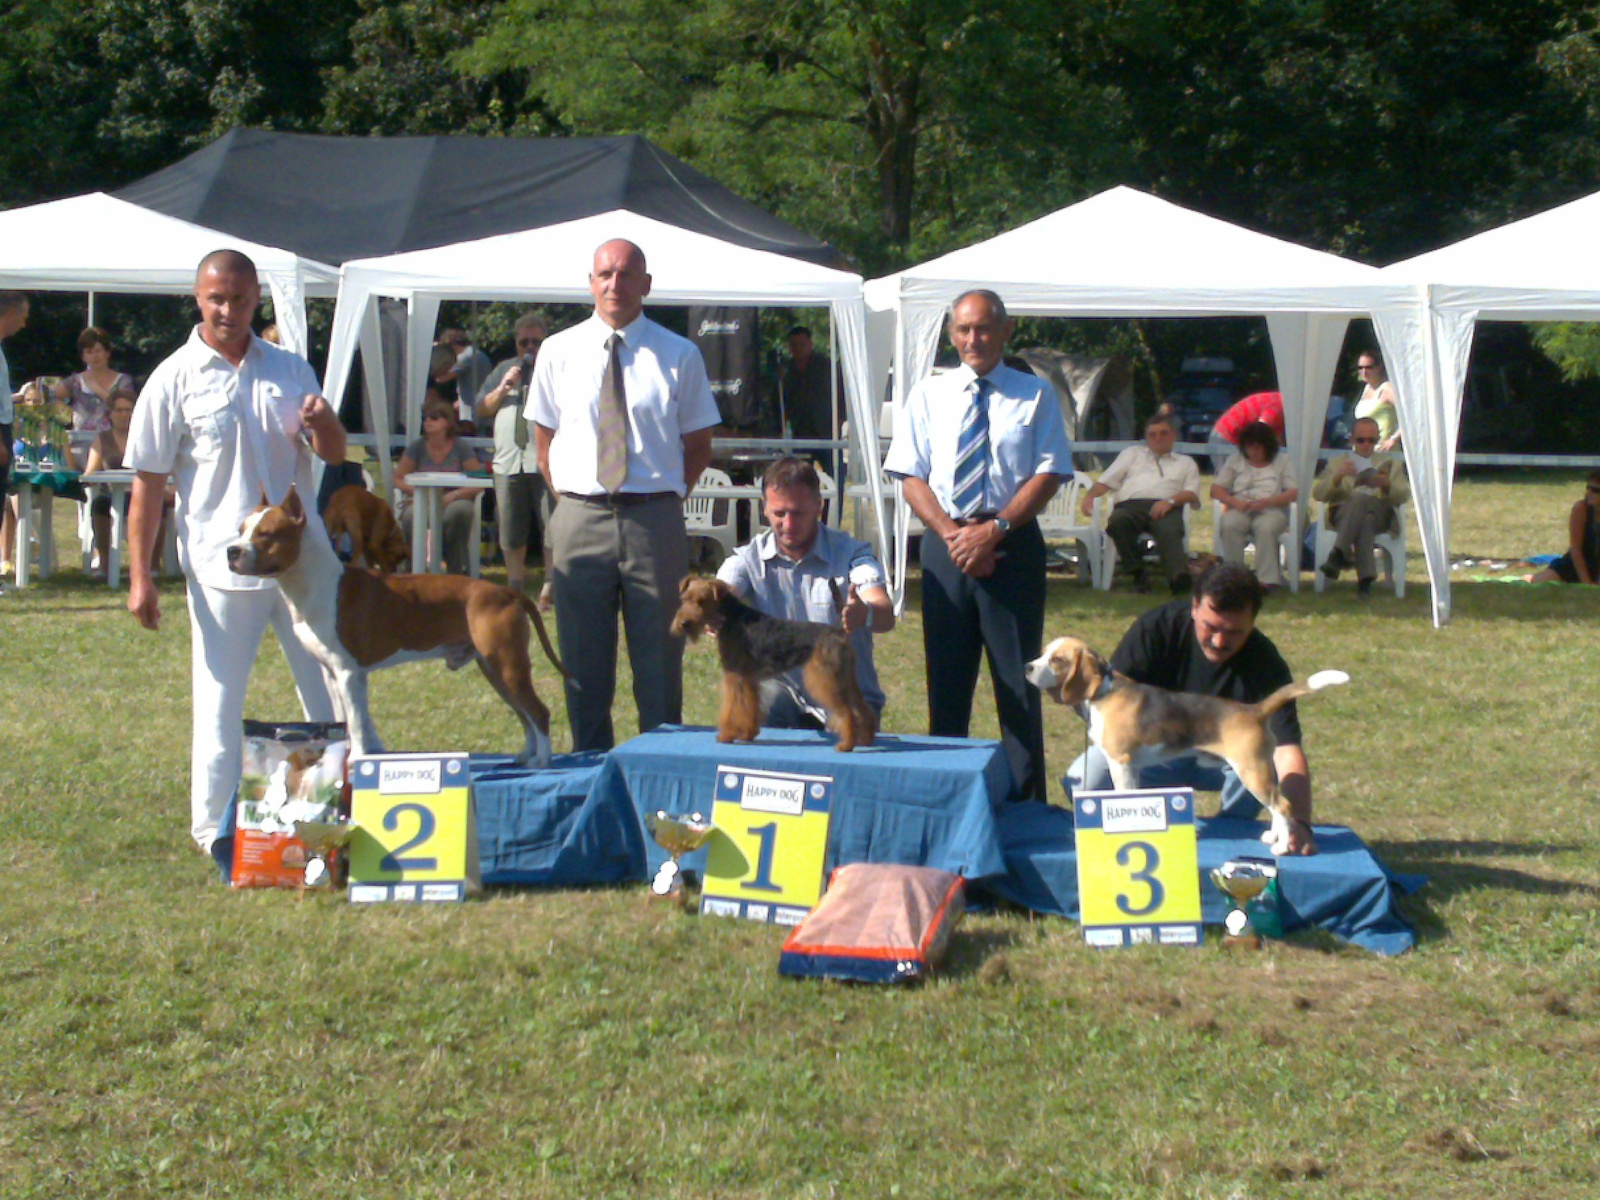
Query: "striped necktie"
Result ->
[[596, 333, 629, 493], [951, 378, 991, 518]]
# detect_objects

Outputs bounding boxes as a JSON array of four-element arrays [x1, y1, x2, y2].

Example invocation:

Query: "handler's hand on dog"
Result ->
[[841, 584, 868, 634], [129, 575, 161, 630]]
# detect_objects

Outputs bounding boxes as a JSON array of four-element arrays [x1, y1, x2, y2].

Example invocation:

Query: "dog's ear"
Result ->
[[282, 486, 307, 527], [679, 575, 696, 596], [1055, 642, 1098, 707]]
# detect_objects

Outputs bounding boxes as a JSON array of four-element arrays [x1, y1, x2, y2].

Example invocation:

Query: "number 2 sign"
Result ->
[[1074, 788, 1201, 948], [348, 753, 480, 902], [700, 767, 832, 926]]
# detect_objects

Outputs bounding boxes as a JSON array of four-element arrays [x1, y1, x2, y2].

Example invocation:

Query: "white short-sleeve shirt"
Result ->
[[1096, 444, 1201, 504], [125, 328, 324, 591], [527, 313, 721, 497], [882, 362, 1072, 516]]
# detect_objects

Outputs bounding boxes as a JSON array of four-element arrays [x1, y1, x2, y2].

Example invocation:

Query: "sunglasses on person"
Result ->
[[1588, 485, 1600, 495], [424, 410, 450, 422], [516, 336, 543, 349], [1356, 363, 1377, 372], [1352, 439, 1378, 448]]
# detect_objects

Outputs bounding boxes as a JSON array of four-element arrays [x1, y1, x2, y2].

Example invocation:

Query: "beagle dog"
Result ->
[[1025, 636, 1348, 855]]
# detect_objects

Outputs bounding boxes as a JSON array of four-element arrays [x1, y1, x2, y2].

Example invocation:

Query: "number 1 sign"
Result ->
[[1074, 788, 1201, 948], [700, 766, 832, 926]]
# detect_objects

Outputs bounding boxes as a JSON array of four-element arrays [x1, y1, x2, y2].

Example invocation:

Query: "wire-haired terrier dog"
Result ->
[[670, 577, 876, 751]]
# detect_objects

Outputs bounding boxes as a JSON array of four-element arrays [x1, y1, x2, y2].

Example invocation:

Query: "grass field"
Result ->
[[1, 470, 1596, 1199]]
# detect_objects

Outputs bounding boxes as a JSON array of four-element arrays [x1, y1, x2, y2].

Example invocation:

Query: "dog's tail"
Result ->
[[1254, 669, 1350, 717], [516, 591, 578, 686]]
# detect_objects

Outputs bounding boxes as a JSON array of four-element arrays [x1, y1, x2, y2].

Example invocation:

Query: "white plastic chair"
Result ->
[[1312, 500, 1407, 596], [1037, 471, 1104, 587], [685, 466, 738, 561], [1212, 500, 1300, 593], [1096, 496, 1194, 590]]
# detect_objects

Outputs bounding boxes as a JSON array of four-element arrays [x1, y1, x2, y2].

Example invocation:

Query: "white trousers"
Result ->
[[186, 577, 334, 851]]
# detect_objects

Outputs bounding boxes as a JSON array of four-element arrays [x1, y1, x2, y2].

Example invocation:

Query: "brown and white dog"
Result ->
[[1025, 636, 1348, 855], [228, 487, 569, 766], [322, 483, 410, 574]]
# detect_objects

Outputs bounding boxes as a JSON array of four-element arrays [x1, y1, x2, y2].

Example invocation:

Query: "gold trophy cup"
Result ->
[[1210, 858, 1274, 949], [645, 810, 714, 904], [293, 818, 356, 892]]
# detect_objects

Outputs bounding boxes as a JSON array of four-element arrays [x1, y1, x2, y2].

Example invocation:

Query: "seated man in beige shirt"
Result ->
[[1312, 416, 1410, 596], [1081, 412, 1201, 594]]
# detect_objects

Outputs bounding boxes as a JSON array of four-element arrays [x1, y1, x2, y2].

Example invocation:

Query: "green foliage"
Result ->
[[1533, 321, 1600, 381]]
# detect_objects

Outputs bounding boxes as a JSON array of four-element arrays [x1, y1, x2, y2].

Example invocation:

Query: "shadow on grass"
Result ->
[[938, 924, 1022, 980]]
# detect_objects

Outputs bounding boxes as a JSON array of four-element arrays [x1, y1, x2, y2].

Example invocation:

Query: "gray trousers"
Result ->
[[1217, 506, 1289, 586], [549, 492, 687, 752], [1329, 493, 1396, 580]]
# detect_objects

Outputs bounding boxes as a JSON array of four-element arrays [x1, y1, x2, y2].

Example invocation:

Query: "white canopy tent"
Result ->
[[0, 192, 336, 355], [322, 208, 888, 562], [1379, 189, 1600, 625], [864, 186, 1412, 608]]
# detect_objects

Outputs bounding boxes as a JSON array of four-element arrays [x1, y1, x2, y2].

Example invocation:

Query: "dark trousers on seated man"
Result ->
[[1326, 493, 1396, 580], [920, 520, 1047, 801], [1066, 748, 1264, 818], [1106, 498, 1188, 585]]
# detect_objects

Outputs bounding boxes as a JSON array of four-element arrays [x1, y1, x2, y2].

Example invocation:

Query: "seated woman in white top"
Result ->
[[1211, 421, 1298, 590]]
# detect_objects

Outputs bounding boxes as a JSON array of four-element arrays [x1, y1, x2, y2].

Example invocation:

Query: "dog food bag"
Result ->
[[779, 863, 965, 984], [232, 721, 350, 889]]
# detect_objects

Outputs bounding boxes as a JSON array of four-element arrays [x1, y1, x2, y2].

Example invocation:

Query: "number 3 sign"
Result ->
[[1074, 788, 1201, 948], [349, 753, 480, 902]]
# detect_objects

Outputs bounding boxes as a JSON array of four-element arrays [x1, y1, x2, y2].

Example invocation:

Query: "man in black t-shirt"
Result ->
[[1065, 562, 1317, 855]]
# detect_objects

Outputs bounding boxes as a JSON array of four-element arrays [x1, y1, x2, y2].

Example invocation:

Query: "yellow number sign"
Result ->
[[701, 767, 832, 925], [1074, 788, 1201, 948], [349, 753, 479, 902]]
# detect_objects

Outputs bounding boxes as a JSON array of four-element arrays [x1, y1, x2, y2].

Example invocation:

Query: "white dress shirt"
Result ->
[[528, 313, 721, 497], [126, 328, 324, 591], [1097, 444, 1201, 504], [883, 362, 1072, 515]]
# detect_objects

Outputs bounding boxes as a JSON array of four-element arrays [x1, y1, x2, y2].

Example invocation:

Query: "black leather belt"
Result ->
[[560, 490, 677, 507]]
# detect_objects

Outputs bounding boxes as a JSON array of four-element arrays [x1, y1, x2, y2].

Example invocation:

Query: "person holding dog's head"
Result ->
[[713, 455, 895, 729], [527, 238, 721, 752], [1066, 561, 1319, 854], [1081, 411, 1203, 594], [883, 288, 1073, 802], [123, 249, 346, 869]]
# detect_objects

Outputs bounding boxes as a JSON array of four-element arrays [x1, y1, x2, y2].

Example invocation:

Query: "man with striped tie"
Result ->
[[530, 239, 721, 751], [884, 289, 1073, 801]]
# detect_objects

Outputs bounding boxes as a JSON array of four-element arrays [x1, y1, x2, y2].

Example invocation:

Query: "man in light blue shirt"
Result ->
[[716, 456, 894, 726], [884, 289, 1072, 801]]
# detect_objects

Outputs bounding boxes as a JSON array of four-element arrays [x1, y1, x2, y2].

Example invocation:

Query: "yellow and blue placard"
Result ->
[[1074, 788, 1201, 948], [701, 766, 832, 925], [348, 753, 480, 903]]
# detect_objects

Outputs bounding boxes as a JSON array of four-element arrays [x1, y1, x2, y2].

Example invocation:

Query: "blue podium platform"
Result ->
[[465, 728, 1423, 955]]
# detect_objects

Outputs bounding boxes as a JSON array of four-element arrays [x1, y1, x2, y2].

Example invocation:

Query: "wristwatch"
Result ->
[[991, 516, 1012, 536]]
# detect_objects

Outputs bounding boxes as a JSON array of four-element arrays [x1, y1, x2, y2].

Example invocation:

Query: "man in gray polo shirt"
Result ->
[[716, 455, 894, 727]]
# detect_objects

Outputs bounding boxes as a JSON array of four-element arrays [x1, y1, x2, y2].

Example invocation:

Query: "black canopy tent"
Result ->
[[114, 129, 841, 267]]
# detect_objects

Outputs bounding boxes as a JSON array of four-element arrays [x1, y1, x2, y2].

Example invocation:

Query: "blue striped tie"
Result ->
[[951, 378, 991, 518]]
